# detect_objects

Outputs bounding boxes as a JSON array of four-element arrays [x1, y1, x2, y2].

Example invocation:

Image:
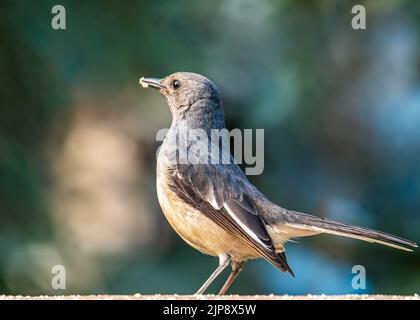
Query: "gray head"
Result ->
[[140, 72, 225, 129]]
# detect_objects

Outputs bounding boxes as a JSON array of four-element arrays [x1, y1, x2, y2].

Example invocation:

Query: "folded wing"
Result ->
[[167, 163, 295, 276]]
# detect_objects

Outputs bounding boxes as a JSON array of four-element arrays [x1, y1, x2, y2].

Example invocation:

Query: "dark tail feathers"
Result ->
[[285, 210, 417, 251]]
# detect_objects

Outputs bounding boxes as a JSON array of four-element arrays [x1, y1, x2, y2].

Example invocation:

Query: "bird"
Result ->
[[139, 72, 417, 295]]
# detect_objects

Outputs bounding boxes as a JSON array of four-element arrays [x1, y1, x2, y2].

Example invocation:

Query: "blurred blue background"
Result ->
[[0, 0, 419, 295]]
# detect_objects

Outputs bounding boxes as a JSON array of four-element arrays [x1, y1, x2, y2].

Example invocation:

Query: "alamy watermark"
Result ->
[[51, 5, 66, 30], [351, 265, 366, 290], [156, 128, 265, 175], [351, 5, 366, 30], [51, 265, 66, 290]]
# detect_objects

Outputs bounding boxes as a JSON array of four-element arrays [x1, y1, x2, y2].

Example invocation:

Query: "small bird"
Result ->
[[139, 72, 417, 295]]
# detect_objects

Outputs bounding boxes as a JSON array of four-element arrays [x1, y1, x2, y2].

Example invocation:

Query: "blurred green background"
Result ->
[[0, 0, 419, 295]]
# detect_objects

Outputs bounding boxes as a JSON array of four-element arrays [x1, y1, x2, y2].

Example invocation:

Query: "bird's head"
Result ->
[[139, 72, 224, 128]]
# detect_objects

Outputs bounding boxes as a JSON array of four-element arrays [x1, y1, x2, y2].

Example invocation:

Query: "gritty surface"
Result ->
[[0, 294, 419, 300]]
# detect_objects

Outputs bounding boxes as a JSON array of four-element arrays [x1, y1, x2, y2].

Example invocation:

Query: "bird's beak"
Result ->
[[139, 77, 165, 90]]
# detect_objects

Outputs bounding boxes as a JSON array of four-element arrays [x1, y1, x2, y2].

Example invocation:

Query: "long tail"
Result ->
[[277, 210, 417, 251]]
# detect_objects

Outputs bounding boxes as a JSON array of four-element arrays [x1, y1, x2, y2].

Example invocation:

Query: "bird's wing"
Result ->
[[167, 163, 294, 275]]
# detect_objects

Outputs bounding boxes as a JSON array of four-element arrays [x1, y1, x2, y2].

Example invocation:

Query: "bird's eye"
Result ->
[[170, 79, 181, 90]]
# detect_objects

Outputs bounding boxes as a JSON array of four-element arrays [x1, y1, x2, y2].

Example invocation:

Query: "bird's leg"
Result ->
[[218, 261, 244, 295], [195, 253, 230, 295]]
